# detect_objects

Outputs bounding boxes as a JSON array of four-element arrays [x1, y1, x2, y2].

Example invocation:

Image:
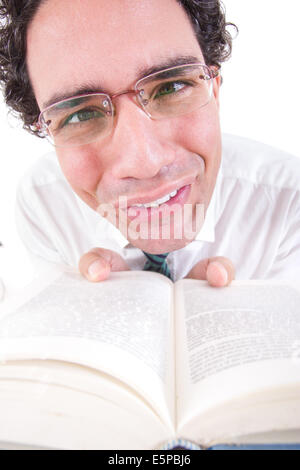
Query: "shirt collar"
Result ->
[[195, 159, 222, 243]]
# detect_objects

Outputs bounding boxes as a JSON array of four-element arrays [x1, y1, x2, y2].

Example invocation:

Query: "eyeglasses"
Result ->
[[38, 63, 219, 148]]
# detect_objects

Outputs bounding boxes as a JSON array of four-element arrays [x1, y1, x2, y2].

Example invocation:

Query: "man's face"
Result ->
[[26, 0, 222, 253]]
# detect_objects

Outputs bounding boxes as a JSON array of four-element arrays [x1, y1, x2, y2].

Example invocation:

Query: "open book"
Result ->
[[0, 268, 299, 450]]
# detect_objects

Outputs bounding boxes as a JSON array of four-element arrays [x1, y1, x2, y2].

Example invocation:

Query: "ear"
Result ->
[[33, 119, 49, 138], [212, 73, 221, 110], [209, 66, 221, 110]]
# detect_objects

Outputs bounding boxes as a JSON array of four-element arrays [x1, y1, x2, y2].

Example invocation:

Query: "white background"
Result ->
[[0, 0, 300, 292]]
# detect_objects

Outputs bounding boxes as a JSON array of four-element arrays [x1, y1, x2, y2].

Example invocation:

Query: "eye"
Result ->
[[153, 81, 189, 99], [62, 107, 104, 127]]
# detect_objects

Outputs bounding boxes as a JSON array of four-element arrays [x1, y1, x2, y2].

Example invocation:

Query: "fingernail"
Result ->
[[208, 261, 228, 286], [88, 259, 104, 279]]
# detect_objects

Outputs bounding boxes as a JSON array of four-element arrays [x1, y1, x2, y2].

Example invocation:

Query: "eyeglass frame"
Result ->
[[37, 62, 220, 145]]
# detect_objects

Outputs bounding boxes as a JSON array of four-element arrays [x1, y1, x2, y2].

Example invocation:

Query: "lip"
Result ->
[[126, 184, 192, 221], [115, 176, 196, 209]]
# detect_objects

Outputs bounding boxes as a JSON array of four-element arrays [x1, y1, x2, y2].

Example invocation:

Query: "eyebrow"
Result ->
[[42, 55, 201, 109]]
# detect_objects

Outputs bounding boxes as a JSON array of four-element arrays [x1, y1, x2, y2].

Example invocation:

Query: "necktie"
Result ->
[[142, 252, 172, 280]]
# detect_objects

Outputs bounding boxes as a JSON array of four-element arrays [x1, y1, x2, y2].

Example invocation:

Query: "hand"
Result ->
[[185, 256, 235, 287], [78, 248, 130, 282]]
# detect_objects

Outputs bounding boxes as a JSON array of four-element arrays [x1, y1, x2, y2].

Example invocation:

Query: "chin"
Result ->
[[128, 236, 195, 255], [124, 205, 204, 253]]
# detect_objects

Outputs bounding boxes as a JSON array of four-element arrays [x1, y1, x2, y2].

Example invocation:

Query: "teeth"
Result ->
[[133, 189, 178, 208]]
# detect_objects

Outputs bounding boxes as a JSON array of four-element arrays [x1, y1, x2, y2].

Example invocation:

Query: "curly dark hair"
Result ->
[[0, 0, 237, 138]]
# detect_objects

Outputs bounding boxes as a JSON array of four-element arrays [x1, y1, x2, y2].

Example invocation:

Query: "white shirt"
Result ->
[[15, 134, 300, 281]]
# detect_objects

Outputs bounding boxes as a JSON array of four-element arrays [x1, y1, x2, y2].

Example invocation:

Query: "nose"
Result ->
[[107, 96, 176, 180]]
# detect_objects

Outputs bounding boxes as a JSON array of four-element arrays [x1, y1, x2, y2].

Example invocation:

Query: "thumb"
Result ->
[[186, 256, 235, 287], [78, 247, 129, 282]]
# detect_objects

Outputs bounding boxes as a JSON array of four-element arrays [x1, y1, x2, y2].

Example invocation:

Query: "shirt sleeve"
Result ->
[[15, 181, 65, 268], [266, 192, 300, 280]]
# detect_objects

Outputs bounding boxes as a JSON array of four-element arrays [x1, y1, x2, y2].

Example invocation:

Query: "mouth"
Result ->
[[125, 184, 192, 222], [122, 177, 195, 210], [131, 187, 181, 208]]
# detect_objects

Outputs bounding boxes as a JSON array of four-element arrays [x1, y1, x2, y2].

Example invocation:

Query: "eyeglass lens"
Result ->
[[40, 64, 214, 148]]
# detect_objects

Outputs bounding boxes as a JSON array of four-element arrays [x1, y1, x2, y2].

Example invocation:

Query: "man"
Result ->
[[0, 0, 299, 286]]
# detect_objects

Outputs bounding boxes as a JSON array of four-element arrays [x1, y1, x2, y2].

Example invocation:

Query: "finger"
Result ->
[[186, 256, 235, 287], [206, 257, 235, 287], [78, 248, 129, 282]]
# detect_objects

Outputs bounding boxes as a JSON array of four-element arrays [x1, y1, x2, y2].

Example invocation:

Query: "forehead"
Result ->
[[26, 0, 203, 107]]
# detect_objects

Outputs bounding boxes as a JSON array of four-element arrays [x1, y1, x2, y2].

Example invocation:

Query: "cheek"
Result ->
[[56, 148, 104, 193], [175, 105, 221, 167]]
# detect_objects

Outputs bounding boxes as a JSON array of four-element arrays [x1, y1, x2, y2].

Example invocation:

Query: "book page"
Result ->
[[0, 270, 175, 428], [174, 279, 300, 441], [0, 360, 173, 449]]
